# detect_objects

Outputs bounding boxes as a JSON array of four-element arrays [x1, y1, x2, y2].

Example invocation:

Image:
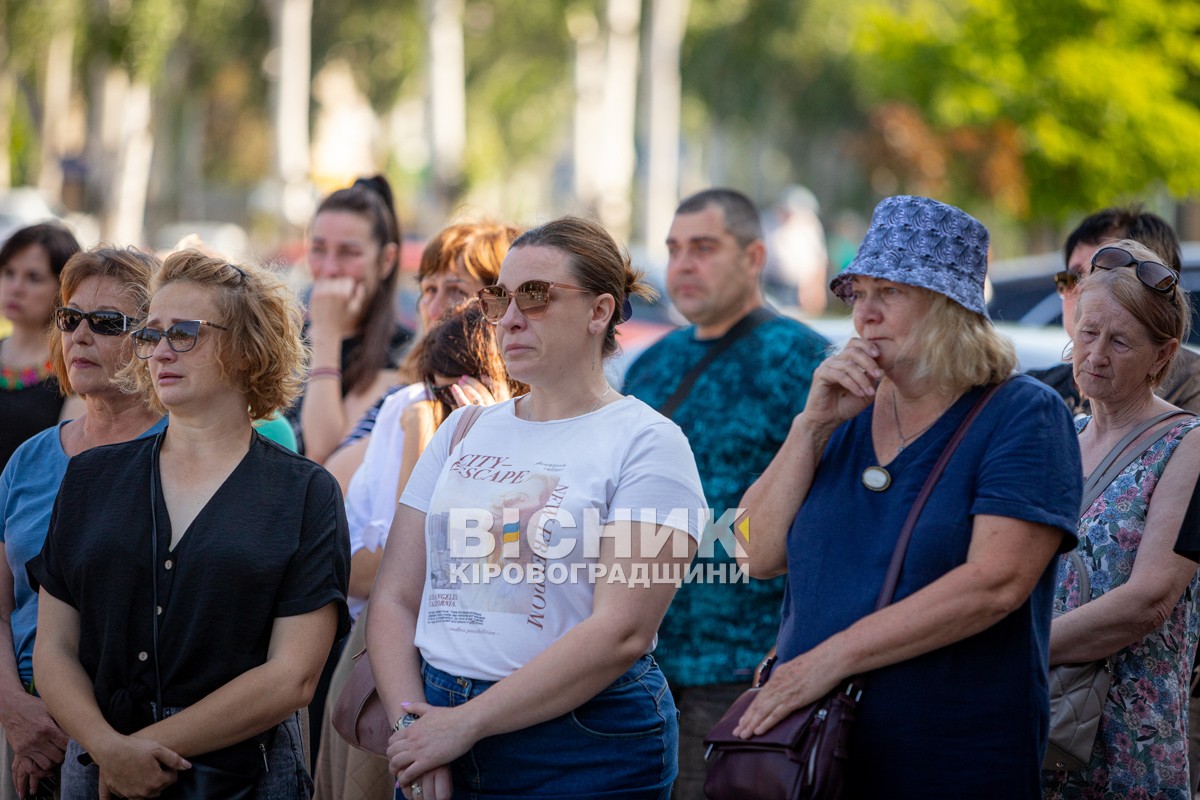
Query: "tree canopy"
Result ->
[[850, 0, 1200, 221]]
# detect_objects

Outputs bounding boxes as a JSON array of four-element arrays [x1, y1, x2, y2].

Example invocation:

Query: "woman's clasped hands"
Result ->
[[388, 701, 477, 800], [93, 734, 190, 800]]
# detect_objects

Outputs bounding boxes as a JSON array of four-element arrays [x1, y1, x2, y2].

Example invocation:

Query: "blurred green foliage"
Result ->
[[851, 0, 1200, 220], [2, 0, 1200, 236]]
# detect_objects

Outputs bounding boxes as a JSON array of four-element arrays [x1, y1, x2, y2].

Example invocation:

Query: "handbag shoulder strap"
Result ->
[[658, 306, 776, 419], [873, 378, 1011, 611], [1079, 410, 1193, 515], [1067, 550, 1091, 604], [449, 404, 486, 452]]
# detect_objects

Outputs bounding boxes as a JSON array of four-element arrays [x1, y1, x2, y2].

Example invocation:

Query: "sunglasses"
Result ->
[[1090, 246, 1178, 293], [55, 307, 136, 337], [131, 320, 228, 359], [478, 280, 591, 323], [430, 382, 458, 406], [1053, 271, 1082, 296]]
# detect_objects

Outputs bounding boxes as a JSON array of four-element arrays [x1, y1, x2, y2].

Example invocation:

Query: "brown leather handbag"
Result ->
[[331, 404, 486, 755], [703, 665, 859, 800], [703, 380, 1008, 800], [332, 643, 391, 754]]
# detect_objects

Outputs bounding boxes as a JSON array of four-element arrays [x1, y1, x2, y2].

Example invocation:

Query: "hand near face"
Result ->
[[309, 276, 367, 339], [803, 338, 883, 428]]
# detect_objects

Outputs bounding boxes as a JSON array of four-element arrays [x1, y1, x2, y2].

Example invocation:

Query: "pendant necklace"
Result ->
[[861, 386, 938, 492]]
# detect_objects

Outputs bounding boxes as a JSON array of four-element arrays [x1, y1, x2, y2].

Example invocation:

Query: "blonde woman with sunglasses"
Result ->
[[29, 251, 350, 800], [367, 217, 707, 800], [1, 247, 162, 800]]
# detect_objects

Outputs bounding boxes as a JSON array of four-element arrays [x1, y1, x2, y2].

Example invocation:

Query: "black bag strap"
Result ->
[[1080, 409, 1192, 515], [874, 378, 1012, 611], [658, 307, 776, 419]]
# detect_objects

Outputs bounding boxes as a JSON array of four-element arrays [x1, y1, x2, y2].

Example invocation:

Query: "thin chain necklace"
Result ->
[[521, 385, 612, 420], [863, 386, 950, 493], [891, 385, 938, 453]]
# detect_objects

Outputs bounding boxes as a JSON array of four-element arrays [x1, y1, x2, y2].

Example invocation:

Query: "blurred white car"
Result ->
[[610, 307, 1071, 386], [0, 187, 58, 244]]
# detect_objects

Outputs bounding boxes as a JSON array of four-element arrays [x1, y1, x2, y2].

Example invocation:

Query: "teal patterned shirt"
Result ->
[[622, 313, 830, 687]]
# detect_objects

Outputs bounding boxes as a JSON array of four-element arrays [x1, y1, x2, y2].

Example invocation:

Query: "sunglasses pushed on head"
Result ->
[[1054, 245, 1178, 296]]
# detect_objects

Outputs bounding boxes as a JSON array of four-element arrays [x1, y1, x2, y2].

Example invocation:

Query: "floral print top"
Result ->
[[1044, 415, 1200, 800]]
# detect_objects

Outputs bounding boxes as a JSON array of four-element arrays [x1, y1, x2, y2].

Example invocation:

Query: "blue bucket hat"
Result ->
[[830, 195, 990, 318]]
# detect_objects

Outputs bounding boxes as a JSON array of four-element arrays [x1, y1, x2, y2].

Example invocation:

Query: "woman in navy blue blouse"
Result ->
[[737, 196, 1083, 799]]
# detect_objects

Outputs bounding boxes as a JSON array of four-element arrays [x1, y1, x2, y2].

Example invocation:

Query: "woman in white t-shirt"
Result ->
[[368, 216, 707, 800]]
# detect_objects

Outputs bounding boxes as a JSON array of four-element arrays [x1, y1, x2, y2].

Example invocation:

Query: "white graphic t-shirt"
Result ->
[[400, 396, 707, 681]]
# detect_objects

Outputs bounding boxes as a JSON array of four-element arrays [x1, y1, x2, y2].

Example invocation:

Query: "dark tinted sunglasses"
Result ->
[[54, 306, 135, 336], [131, 320, 228, 359], [477, 280, 591, 323], [430, 382, 458, 407], [1090, 246, 1178, 293]]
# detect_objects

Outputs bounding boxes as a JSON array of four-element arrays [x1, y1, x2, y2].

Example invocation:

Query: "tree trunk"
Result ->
[[108, 77, 154, 245], [570, 8, 604, 213], [37, 26, 74, 204], [596, 0, 641, 243], [425, 0, 466, 220], [0, 0, 9, 189], [641, 0, 689, 247], [0, 68, 13, 190], [270, 0, 314, 230]]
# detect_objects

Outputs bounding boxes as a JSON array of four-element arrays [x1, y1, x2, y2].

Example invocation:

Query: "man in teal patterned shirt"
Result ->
[[623, 188, 829, 798]]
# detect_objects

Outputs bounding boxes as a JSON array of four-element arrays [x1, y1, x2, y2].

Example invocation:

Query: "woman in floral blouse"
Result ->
[[1045, 239, 1200, 799]]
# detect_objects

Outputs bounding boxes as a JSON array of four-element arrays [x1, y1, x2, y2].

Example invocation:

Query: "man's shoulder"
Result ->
[[1161, 348, 1200, 413], [754, 314, 830, 349], [623, 327, 699, 381]]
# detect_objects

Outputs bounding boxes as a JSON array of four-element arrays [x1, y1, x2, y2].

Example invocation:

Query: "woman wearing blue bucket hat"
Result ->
[[736, 196, 1083, 798]]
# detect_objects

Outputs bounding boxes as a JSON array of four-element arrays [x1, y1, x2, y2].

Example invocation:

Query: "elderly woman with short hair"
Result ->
[[738, 196, 1083, 798], [1043, 239, 1200, 799]]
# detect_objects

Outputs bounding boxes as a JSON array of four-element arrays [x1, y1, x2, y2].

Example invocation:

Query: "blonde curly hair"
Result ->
[[120, 250, 307, 420]]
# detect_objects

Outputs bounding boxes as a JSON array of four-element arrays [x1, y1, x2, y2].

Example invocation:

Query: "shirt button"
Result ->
[[137, 651, 148, 662], [156, 605, 163, 616], [164, 559, 173, 570]]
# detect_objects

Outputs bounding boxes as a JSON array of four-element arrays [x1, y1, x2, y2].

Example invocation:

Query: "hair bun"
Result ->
[[353, 175, 397, 219]]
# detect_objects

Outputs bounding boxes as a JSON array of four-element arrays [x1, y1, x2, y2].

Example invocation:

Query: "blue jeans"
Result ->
[[407, 655, 677, 800]]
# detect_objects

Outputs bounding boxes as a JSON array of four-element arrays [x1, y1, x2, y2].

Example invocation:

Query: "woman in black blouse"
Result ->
[[30, 250, 350, 799]]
